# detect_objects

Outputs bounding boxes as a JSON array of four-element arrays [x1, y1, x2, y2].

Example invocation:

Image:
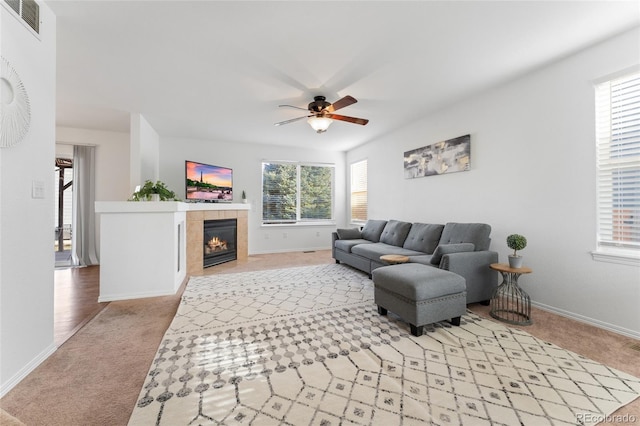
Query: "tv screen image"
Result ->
[[185, 160, 233, 202]]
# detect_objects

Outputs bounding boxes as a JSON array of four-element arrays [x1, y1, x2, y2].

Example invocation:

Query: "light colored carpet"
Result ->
[[128, 264, 640, 425], [0, 408, 25, 426]]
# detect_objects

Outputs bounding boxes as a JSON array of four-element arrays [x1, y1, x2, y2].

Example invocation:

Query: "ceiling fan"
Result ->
[[274, 95, 369, 133]]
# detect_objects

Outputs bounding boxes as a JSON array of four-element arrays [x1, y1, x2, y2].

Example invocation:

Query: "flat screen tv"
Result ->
[[185, 160, 233, 202]]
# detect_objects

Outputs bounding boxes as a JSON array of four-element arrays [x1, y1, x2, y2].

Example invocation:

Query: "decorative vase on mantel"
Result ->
[[150, 193, 160, 202]]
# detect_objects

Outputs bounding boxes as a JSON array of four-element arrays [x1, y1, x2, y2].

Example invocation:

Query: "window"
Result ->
[[262, 162, 334, 224], [594, 70, 640, 261], [350, 159, 368, 222]]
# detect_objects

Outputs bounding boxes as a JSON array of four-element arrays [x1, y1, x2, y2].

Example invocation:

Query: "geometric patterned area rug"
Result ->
[[128, 264, 640, 426]]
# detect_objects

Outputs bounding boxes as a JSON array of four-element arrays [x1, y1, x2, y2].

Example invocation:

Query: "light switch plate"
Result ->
[[32, 180, 45, 199]]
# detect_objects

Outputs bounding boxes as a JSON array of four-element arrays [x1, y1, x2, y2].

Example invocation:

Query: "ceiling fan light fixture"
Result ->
[[307, 116, 333, 133]]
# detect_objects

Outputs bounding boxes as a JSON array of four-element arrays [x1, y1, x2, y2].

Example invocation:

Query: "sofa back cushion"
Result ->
[[439, 223, 491, 251], [360, 219, 388, 242], [403, 223, 444, 254], [379, 220, 412, 247]]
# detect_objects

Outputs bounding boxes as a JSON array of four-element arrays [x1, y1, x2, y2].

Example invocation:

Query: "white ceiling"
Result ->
[[47, 1, 640, 151]]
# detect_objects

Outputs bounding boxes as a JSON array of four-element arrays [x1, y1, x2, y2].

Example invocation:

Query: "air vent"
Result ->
[[5, 0, 18, 13], [3, 0, 39, 34]]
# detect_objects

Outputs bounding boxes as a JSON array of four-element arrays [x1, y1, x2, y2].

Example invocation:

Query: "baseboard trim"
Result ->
[[531, 301, 640, 340], [0, 343, 57, 398], [250, 246, 331, 255], [98, 289, 179, 302]]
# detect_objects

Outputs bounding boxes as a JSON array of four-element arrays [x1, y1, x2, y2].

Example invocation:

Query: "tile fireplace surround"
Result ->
[[187, 207, 248, 274]]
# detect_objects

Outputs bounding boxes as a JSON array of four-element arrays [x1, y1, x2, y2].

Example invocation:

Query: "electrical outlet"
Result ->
[[316, 231, 320, 237], [264, 233, 269, 240], [283, 232, 288, 239]]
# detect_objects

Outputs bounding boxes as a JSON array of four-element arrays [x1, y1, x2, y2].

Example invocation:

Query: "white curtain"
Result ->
[[71, 145, 99, 266]]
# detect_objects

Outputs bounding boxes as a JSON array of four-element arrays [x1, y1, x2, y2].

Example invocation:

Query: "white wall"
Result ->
[[160, 137, 347, 254], [0, 2, 57, 395], [56, 127, 131, 202], [347, 28, 640, 338], [96, 205, 186, 302], [130, 113, 160, 191], [55, 127, 131, 258]]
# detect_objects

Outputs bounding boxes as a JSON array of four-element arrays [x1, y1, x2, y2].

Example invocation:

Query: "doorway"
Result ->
[[54, 157, 73, 268]]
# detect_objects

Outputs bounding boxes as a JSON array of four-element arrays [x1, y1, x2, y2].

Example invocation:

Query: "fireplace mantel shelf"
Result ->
[[96, 201, 250, 214]]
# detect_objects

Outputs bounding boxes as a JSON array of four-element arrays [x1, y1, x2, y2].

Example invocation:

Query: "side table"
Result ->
[[380, 254, 410, 265], [489, 263, 533, 325]]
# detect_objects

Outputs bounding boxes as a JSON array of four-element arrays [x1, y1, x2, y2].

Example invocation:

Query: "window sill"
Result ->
[[591, 249, 640, 266], [261, 222, 336, 228]]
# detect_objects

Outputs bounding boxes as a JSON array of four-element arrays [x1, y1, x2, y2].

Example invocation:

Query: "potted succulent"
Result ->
[[129, 180, 180, 201], [241, 190, 248, 204], [506, 234, 527, 268]]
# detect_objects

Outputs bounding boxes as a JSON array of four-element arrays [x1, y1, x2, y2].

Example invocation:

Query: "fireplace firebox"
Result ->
[[203, 219, 237, 268]]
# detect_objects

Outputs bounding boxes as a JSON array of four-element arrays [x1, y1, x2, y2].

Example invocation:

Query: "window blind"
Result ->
[[300, 165, 333, 220], [595, 71, 640, 251], [262, 163, 297, 223], [262, 162, 334, 224], [350, 160, 368, 222]]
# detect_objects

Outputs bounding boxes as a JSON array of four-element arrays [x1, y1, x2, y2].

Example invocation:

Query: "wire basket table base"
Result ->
[[489, 264, 533, 326]]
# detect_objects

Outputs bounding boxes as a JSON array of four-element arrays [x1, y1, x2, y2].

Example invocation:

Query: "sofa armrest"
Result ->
[[439, 250, 499, 304], [332, 232, 339, 257]]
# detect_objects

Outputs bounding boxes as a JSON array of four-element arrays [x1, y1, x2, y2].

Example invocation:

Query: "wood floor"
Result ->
[[54, 265, 107, 346]]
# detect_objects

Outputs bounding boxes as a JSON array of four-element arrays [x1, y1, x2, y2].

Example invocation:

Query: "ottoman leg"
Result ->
[[451, 316, 461, 326], [410, 324, 424, 337], [377, 305, 387, 316]]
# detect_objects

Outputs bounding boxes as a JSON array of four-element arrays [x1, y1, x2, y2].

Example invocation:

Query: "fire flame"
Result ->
[[206, 236, 228, 252]]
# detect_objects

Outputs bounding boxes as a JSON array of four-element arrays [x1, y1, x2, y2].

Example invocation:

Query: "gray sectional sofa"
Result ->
[[332, 220, 499, 304]]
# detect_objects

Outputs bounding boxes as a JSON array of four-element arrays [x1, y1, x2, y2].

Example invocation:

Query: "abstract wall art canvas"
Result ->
[[404, 134, 471, 179]]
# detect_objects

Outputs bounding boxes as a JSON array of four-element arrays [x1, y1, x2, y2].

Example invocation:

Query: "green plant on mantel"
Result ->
[[129, 180, 180, 201], [506, 234, 527, 257]]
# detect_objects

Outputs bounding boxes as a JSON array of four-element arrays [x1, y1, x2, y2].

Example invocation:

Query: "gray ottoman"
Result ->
[[372, 263, 467, 336]]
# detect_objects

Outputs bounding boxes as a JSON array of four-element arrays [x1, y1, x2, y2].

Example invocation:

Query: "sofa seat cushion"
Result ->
[[372, 263, 466, 300], [351, 242, 424, 261], [403, 223, 444, 254], [408, 255, 435, 265], [334, 238, 373, 253], [379, 220, 412, 247]]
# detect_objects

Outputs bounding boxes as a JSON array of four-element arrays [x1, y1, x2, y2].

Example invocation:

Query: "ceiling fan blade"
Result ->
[[325, 113, 369, 126], [274, 115, 311, 126], [326, 95, 357, 113], [278, 104, 309, 111]]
